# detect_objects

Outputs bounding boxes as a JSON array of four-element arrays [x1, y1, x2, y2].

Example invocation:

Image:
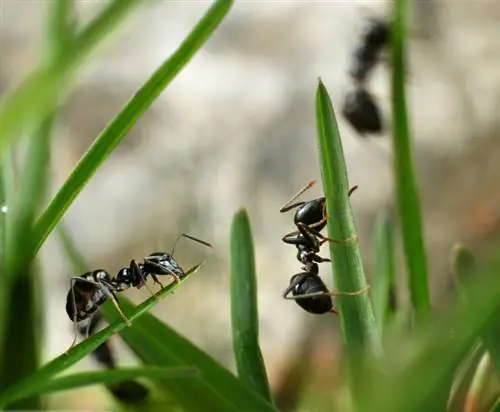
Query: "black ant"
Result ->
[[343, 17, 390, 137], [279, 181, 367, 314], [77, 313, 150, 404], [66, 233, 212, 351]]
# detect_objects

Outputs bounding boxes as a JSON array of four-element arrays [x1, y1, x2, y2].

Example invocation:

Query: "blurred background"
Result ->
[[2, 0, 500, 409]]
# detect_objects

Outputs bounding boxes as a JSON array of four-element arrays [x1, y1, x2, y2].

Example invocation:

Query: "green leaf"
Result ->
[[229, 209, 272, 403], [106, 297, 278, 412], [390, 0, 430, 319], [0, 264, 203, 409], [371, 214, 397, 336], [32, 0, 234, 255], [0, 0, 147, 146], [4, 366, 198, 404]]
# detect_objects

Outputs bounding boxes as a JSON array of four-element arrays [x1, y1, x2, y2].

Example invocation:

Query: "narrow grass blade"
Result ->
[[229, 209, 272, 403], [371, 214, 397, 336], [452, 244, 500, 375], [315, 80, 380, 354], [0, 0, 146, 145], [0, 265, 201, 409], [464, 352, 498, 412], [448, 342, 484, 412], [391, 0, 430, 318], [32, 0, 234, 255], [107, 297, 278, 412], [5, 366, 198, 404]]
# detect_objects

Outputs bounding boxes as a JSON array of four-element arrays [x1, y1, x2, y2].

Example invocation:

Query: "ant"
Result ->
[[343, 17, 390, 137], [77, 313, 150, 404], [66, 233, 212, 351], [279, 181, 368, 314]]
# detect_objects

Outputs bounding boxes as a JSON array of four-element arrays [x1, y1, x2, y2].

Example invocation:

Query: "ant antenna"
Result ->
[[170, 233, 213, 256], [280, 180, 317, 213]]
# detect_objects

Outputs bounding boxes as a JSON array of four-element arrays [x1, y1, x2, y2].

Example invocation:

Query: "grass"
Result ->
[[1, 0, 500, 410]]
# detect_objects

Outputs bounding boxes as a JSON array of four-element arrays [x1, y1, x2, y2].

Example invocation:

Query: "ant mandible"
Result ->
[[65, 233, 212, 352]]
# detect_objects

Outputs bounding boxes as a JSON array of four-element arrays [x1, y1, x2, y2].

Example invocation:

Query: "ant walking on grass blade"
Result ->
[[65, 233, 212, 352], [279, 181, 368, 314]]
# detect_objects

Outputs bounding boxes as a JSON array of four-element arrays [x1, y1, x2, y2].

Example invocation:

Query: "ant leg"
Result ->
[[170, 233, 213, 256], [130, 260, 161, 300], [143, 259, 182, 284], [348, 185, 359, 197], [279, 180, 316, 213], [297, 222, 358, 245], [66, 277, 81, 353], [323, 284, 370, 297], [282, 275, 303, 300], [284, 284, 369, 301]]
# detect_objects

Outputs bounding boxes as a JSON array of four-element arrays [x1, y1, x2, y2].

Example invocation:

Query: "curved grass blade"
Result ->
[[315, 80, 380, 363], [371, 214, 397, 336], [32, 0, 234, 255], [229, 209, 272, 402], [107, 297, 278, 412], [0, 264, 202, 409], [4, 366, 198, 405], [0, 0, 146, 146], [391, 0, 430, 319]]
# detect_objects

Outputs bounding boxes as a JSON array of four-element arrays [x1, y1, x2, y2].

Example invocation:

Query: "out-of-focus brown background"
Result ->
[[2, 0, 500, 409]]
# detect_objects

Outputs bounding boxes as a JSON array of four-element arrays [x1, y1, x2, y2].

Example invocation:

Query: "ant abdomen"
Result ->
[[290, 273, 333, 315]]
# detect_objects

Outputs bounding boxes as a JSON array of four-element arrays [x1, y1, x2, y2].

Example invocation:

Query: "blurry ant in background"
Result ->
[[66, 233, 212, 351], [342, 17, 390, 137], [77, 313, 150, 404], [279, 181, 368, 314]]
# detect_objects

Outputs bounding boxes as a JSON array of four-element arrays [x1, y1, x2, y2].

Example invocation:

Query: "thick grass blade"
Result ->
[[229, 209, 272, 402], [4, 366, 198, 404], [0, 265, 201, 409], [107, 297, 278, 412], [452, 244, 500, 376], [391, 0, 430, 319], [0, 0, 147, 145], [32, 0, 234, 255], [371, 214, 397, 336], [315, 81, 380, 354]]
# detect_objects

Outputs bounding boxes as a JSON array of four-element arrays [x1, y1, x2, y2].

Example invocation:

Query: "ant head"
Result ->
[[145, 253, 183, 277]]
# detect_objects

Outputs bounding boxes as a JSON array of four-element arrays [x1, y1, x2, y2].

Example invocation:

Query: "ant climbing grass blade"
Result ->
[[315, 80, 381, 399], [0, 264, 202, 409], [107, 296, 278, 412], [229, 209, 273, 403], [31, 0, 235, 255], [2, 366, 198, 405], [390, 0, 430, 320], [371, 214, 397, 335]]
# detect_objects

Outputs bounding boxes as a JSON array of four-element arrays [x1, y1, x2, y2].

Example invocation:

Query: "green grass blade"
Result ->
[[0, 265, 202, 409], [32, 0, 234, 255], [0, 0, 146, 146], [391, 0, 430, 318], [0, 3, 75, 407], [229, 209, 272, 403], [371, 214, 397, 336], [315, 80, 380, 352], [107, 297, 278, 412], [452, 244, 500, 375], [5, 366, 198, 404], [315, 80, 381, 407]]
